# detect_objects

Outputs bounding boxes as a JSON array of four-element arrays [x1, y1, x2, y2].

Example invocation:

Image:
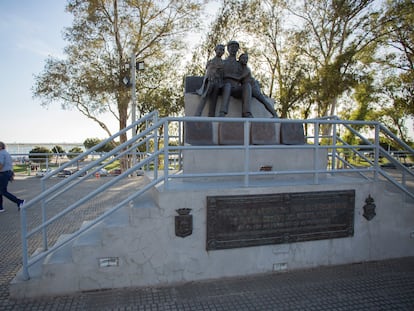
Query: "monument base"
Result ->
[[183, 148, 327, 175]]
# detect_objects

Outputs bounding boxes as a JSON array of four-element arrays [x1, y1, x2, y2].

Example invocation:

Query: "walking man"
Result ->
[[0, 141, 24, 212]]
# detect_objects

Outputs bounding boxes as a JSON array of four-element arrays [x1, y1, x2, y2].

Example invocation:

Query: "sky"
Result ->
[[0, 0, 128, 144]]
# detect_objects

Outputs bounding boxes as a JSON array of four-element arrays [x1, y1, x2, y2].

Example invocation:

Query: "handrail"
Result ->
[[20, 111, 160, 280], [19, 112, 413, 281], [24, 111, 159, 209], [25, 159, 165, 270]]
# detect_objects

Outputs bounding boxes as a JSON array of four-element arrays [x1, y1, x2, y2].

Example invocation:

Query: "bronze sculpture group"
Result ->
[[196, 40, 278, 118]]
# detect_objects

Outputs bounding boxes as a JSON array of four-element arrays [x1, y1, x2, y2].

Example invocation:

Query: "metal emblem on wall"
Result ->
[[362, 195, 376, 221], [175, 208, 193, 238], [206, 190, 355, 250]]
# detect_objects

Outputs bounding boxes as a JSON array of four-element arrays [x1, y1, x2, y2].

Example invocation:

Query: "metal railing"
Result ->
[[18, 112, 414, 280]]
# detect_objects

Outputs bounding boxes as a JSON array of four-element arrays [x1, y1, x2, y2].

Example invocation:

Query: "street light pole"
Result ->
[[128, 51, 145, 169], [130, 50, 137, 140]]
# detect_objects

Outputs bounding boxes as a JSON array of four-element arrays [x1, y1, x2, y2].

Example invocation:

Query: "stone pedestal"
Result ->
[[182, 76, 313, 177], [183, 148, 328, 174]]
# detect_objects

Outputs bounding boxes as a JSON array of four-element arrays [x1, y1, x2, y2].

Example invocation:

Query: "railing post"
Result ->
[[20, 206, 30, 280], [41, 179, 48, 251], [143, 118, 150, 171], [164, 120, 169, 188], [178, 120, 183, 171], [244, 120, 250, 187], [374, 123, 380, 181], [332, 123, 337, 171], [314, 121, 319, 184], [153, 121, 159, 180]]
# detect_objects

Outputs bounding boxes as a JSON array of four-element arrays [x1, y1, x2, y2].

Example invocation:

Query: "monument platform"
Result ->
[[9, 79, 414, 299], [10, 173, 414, 298]]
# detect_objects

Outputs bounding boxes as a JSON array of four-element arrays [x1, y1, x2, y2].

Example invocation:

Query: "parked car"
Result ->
[[57, 168, 78, 178], [57, 169, 73, 177], [97, 168, 108, 176], [35, 168, 53, 177], [109, 168, 122, 176]]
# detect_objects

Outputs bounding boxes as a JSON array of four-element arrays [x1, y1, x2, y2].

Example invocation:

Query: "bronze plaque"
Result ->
[[280, 122, 305, 145], [218, 122, 246, 145], [250, 122, 278, 145], [185, 121, 214, 145], [206, 190, 355, 250]]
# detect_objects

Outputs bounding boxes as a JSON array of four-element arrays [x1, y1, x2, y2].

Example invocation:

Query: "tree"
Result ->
[[33, 0, 204, 148], [83, 138, 101, 150], [234, 0, 310, 118], [373, 0, 414, 142], [287, 0, 381, 118], [67, 147, 84, 160], [84, 137, 119, 152], [185, 0, 241, 77], [29, 147, 53, 163], [52, 145, 65, 154], [52, 145, 66, 164]]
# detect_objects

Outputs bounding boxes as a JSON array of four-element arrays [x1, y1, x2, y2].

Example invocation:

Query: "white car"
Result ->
[[97, 168, 108, 176], [36, 168, 53, 177]]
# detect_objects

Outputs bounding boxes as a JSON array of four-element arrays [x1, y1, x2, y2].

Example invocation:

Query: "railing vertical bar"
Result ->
[[154, 123, 159, 180], [179, 120, 183, 171], [41, 179, 48, 251], [374, 124, 380, 181], [244, 120, 250, 187], [314, 122, 319, 184], [164, 120, 170, 188], [332, 123, 337, 171]]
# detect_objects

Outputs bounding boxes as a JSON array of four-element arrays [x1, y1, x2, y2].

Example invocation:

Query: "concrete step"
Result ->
[[129, 190, 160, 225], [44, 234, 74, 265], [103, 207, 129, 227]]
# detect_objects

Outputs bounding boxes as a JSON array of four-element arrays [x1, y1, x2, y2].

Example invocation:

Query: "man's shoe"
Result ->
[[17, 200, 25, 211]]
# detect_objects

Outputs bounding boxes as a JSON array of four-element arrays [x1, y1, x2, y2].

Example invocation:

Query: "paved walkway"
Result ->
[[1, 176, 414, 310]]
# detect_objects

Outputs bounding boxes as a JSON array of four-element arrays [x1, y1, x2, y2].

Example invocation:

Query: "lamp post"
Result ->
[[129, 51, 145, 139], [127, 51, 145, 169]]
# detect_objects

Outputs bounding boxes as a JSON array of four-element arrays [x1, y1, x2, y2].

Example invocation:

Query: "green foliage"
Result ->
[[83, 138, 101, 150], [98, 140, 119, 153], [67, 147, 83, 160], [371, 0, 414, 142], [83, 138, 119, 152], [51, 145, 65, 154], [29, 147, 53, 162]]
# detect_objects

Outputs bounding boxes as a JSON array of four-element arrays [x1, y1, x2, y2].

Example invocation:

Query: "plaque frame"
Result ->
[[206, 190, 355, 250]]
